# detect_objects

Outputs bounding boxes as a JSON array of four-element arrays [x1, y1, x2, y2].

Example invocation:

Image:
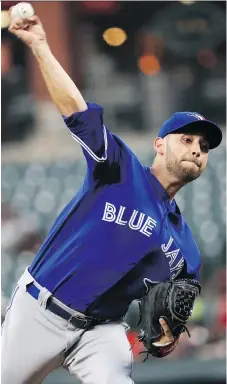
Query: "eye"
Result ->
[[201, 143, 209, 153], [183, 137, 192, 143]]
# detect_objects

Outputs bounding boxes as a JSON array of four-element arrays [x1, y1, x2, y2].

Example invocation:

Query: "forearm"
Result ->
[[32, 42, 87, 116]]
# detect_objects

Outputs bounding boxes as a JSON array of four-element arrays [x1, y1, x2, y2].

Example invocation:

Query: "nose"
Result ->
[[192, 143, 201, 157], [192, 150, 200, 158]]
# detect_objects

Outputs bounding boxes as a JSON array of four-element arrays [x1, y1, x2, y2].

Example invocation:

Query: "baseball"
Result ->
[[10, 2, 34, 20]]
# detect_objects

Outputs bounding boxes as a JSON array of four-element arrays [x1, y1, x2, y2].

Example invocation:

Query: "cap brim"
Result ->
[[172, 120, 222, 150]]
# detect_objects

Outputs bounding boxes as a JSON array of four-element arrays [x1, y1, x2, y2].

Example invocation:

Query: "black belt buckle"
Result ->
[[69, 315, 92, 330]]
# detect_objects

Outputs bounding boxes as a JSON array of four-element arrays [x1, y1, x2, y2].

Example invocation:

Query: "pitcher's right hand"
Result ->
[[8, 7, 47, 48]]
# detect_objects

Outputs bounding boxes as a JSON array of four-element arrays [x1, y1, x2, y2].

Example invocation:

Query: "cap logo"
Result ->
[[187, 113, 205, 121]]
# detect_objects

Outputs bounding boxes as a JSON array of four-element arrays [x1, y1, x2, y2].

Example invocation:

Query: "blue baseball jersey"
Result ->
[[29, 103, 201, 319]]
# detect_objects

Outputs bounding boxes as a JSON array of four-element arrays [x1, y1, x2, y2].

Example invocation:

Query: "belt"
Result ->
[[27, 282, 98, 329]]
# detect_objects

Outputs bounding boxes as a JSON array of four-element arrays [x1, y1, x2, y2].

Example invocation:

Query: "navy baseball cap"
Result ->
[[158, 112, 222, 149]]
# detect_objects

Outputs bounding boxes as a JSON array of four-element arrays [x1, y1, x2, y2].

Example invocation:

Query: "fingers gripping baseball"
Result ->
[[8, 6, 46, 47]]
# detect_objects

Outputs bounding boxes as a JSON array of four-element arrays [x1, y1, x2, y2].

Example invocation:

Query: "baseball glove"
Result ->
[[137, 279, 201, 359]]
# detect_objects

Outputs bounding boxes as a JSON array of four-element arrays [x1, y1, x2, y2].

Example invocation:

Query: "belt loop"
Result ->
[[38, 287, 52, 309]]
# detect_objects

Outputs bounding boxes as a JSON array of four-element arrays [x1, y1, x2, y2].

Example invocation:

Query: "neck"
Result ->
[[150, 163, 185, 202]]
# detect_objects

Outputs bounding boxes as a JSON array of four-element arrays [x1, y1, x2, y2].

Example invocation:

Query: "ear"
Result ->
[[154, 137, 165, 156]]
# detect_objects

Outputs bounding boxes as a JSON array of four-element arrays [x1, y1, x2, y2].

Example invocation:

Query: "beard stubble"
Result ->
[[165, 150, 201, 183]]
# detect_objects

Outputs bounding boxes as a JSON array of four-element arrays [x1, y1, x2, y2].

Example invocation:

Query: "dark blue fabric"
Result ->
[[29, 103, 201, 318], [27, 283, 39, 300]]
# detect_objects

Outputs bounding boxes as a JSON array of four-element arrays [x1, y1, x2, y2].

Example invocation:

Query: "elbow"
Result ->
[[59, 98, 88, 116]]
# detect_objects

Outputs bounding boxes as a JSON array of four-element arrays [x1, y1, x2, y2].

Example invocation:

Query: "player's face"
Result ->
[[164, 132, 209, 183]]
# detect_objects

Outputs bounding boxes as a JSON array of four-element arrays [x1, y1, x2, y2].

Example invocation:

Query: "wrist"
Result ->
[[31, 40, 51, 58], [152, 340, 174, 347]]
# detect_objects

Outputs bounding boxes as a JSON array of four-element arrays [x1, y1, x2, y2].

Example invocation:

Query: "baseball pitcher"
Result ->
[[2, 7, 222, 384]]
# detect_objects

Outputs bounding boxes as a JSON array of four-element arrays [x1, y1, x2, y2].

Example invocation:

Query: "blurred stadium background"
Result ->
[[1, 1, 226, 383]]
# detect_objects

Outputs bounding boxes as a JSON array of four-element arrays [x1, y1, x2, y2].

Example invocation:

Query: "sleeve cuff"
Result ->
[[62, 102, 104, 127]]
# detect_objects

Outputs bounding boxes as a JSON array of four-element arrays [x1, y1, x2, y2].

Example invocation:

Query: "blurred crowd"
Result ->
[[1, 29, 35, 143], [1, 202, 44, 322], [1, 1, 226, 139]]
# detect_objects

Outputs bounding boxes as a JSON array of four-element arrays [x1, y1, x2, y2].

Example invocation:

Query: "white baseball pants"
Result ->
[[1, 268, 134, 384]]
